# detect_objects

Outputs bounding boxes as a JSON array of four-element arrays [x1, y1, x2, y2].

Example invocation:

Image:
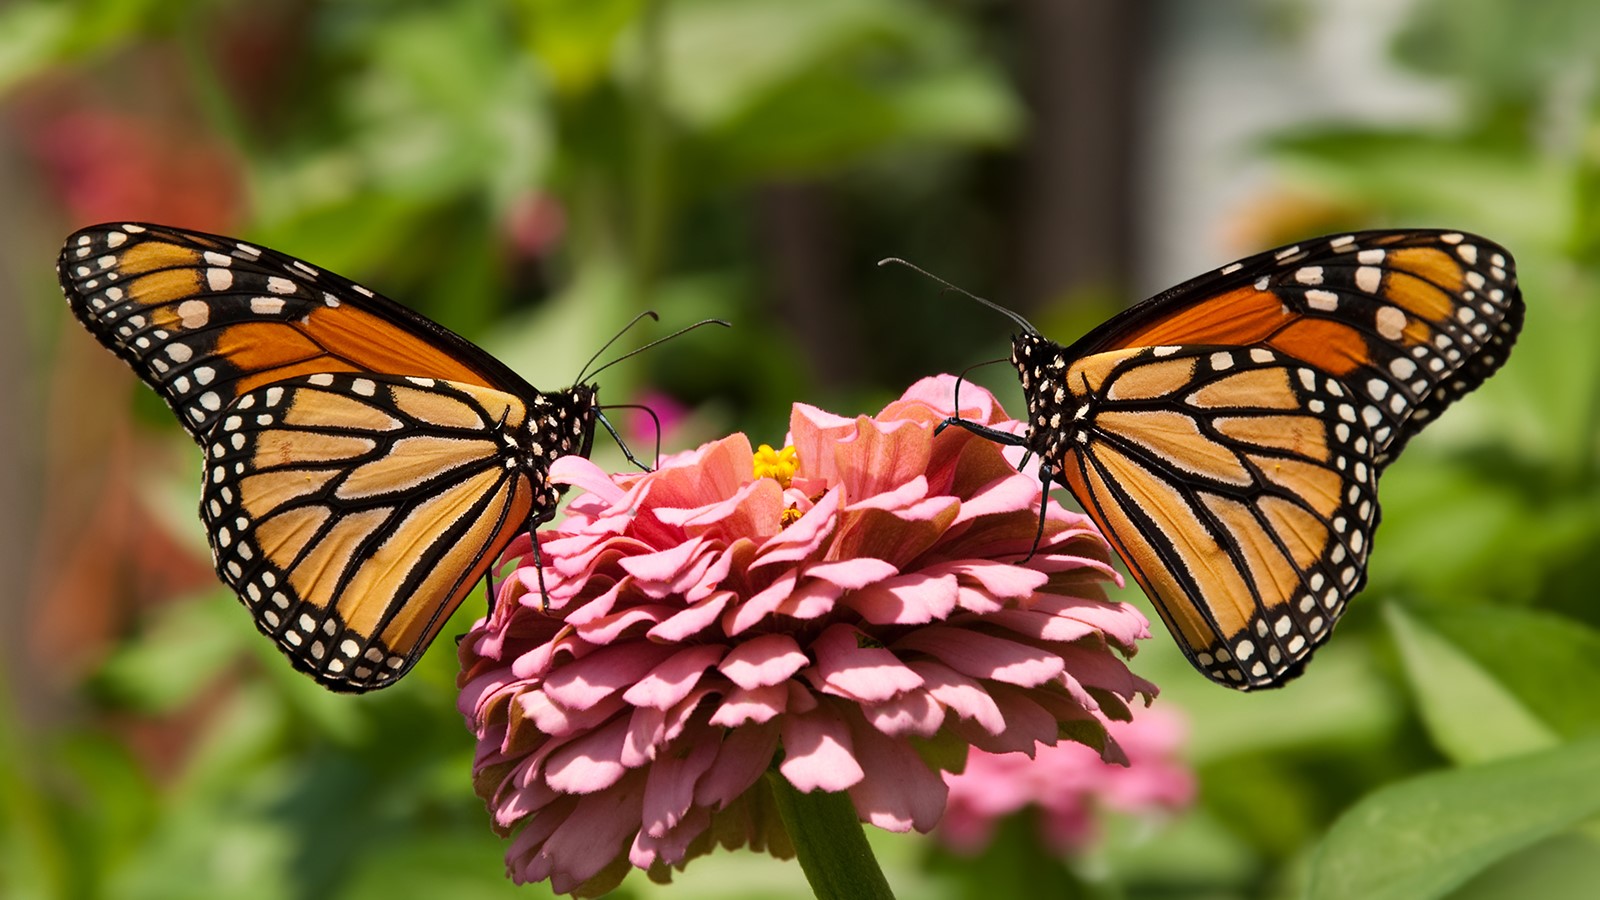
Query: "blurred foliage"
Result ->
[[4, 0, 1600, 898]]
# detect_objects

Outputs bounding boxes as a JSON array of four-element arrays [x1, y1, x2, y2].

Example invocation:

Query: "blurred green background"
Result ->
[[4, 0, 1600, 898]]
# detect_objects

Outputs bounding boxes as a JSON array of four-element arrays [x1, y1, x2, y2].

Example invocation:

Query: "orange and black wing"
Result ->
[[1063, 230, 1522, 466], [57, 222, 537, 441], [198, 373, 594, 692], [58, 223, 598, 692], [1008, 229, 1522, 690], [1043, 343, 1378, 689]]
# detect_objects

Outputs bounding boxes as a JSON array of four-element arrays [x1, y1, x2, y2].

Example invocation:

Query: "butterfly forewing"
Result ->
[[1074, 230, 1522, 466], [57, 223, 534, 442], [1004, 229, 1523, 690], [200, 373, 591, 692]]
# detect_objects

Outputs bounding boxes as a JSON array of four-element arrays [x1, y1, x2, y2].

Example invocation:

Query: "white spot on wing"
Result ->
[[1375, 306, 1407, 340], [1355, 267, 1381, 293], [1305, 289, 1339, 311]]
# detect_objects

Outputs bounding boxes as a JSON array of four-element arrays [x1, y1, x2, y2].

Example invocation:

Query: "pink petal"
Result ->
[[804, 558, 901, 590], [571, 604, 670, 645], [892, 625, 1065, 687], [656, 477, 784, 545], [708, 683, 788, 726], [518, 687, 624, 737], [846, 572, 960, 624], [725, 569, 797, 635], [621, 644, 728, 709], [549, 455, 627, 504], [544, 714, 632, 794], [779, 707, 864, 792], [908, 660, 1006, 735], [953, 473, 1041, 523], [640, 731, 721, 838], [844, 475, 929, 513], [537, 773, 646, 892], [543, 642, 680, 710], [619, 535, 711, 584], [648, 590, 735, 642], [982, 607, 1099, 644], [811, 623, 924, 702], [846, 721, 948, 832], [719, 633, 809, 689], [631, 804, 712, 870], [695, 721, 781, 808], [1039, 595, 1151, 650], [861, 689, 944, 737], [750, 487, 841, 569], [828, 417, 932, 500], [935, 559, 1049, 599]]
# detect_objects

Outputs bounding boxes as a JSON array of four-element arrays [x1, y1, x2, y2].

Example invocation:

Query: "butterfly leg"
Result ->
[[597, 410, 653, 472], [530, 533, 554, 613], [934, 415, 1029, 446], [1019, 464, 1056, 563]]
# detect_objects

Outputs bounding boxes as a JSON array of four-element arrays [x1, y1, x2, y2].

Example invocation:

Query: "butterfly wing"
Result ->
[[199, 372, 580, 692], [1046, 344, 1378, 689], [57, 222, 537, 442], [1011, 230, 1522, 689], [1065, 230, 1522, 465], [58, 222, 596, 692]]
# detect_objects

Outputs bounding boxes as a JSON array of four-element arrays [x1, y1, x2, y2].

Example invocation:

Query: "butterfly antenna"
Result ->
[[583, 318, 731, 383], [576, 310, 661, 384], [596, 404, 663, 471], [878, 257, 1039, 335]]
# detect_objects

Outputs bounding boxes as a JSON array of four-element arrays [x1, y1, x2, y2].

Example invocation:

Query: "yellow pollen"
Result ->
[[780, 504, 803, 528], [753, 444, 798, 489]]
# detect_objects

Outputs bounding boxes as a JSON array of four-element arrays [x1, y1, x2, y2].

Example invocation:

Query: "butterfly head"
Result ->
[[1011, 333, 1075, 465]]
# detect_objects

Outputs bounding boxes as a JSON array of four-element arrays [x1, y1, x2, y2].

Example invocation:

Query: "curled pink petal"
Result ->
[[779, 708, 865, 793], [719, 634, 809, 690]]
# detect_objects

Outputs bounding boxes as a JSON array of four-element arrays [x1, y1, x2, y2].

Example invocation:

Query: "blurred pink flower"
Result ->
[[939, 706, 1195, 855], [23, 106, 242, 231], [458, 376, 1157, 895], [502, 191, 567, 259], [623, 390, 691, 451]]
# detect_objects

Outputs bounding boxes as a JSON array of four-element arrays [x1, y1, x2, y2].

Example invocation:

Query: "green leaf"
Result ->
[[1389, 603, 1600, 763], [1385, 603, 1559, 765], [515, 0, 646, 95], [1306, 737, 1600, 900]]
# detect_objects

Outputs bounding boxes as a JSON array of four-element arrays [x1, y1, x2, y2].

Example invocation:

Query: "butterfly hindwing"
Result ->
[[1035, 343, 1379, 688], [199, 372, 594, 692]]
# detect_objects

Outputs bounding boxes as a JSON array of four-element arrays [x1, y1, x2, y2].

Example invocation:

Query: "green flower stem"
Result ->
[[767, 772, 896, 900]]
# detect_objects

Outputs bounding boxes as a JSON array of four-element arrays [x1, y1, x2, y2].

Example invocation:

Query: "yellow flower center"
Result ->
[[753, 443, 798, 489]]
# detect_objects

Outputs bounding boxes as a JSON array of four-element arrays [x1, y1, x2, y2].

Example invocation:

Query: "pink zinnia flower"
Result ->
[[939, 706, 1196, 855], [458, 376, 1157, 895]]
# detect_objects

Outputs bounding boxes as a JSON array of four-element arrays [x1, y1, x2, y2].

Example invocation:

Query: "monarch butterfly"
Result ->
[[57, 222, 700, 693], [926, 230, 1523, 690]]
